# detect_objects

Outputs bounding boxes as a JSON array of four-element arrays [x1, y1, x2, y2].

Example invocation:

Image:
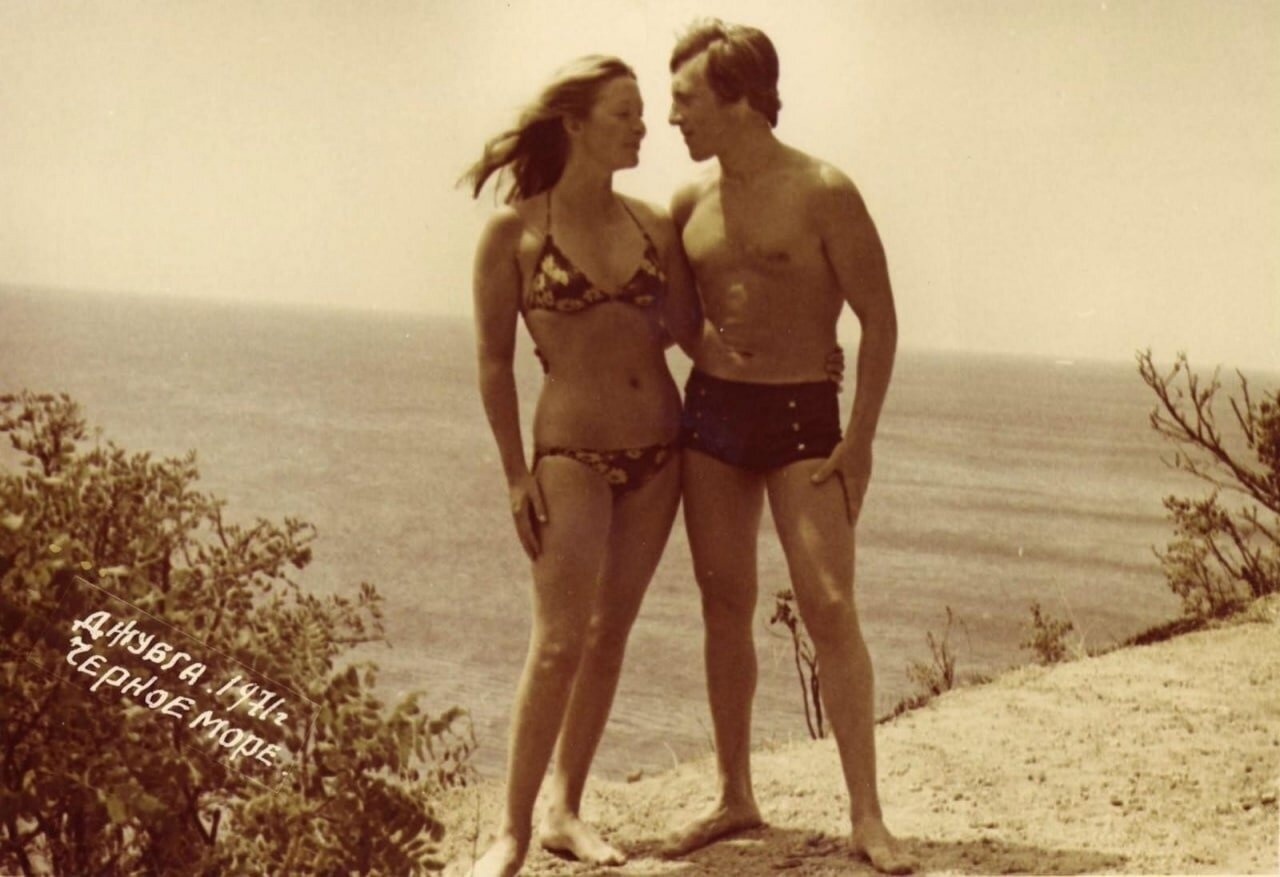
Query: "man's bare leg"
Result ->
[[467, 461, 612, 877], [662, 450, 767, 857], [539, 462, 682, 865], [766, 461, 916, 875]]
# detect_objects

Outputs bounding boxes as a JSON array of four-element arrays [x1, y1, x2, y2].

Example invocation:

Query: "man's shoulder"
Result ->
[[670, 168, 719, 222], [779, 149, 871, 229], [782, 147, 859, 198]]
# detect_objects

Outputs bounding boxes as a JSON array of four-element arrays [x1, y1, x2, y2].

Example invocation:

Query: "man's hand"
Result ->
[[509, 471, 548, 559], [824, 344, 845, 391], [810, 439, 872, 526]]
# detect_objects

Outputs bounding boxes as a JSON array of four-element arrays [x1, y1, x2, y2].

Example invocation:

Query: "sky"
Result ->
[[1, 0, 1276, 368]]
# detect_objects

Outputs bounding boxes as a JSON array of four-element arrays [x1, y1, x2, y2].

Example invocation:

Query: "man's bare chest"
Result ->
[[682, 191, 820, 277]]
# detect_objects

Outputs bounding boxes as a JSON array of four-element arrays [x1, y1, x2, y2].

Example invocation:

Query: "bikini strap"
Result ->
[[617, 198, 657, 249]]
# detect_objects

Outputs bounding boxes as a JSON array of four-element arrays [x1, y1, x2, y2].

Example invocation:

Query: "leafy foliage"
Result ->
[[1138, 352, 1280, 616], [0, 392, 473, 876]]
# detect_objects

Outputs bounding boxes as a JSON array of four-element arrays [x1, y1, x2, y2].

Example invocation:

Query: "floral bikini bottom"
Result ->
[[533, 442, 676, 498]]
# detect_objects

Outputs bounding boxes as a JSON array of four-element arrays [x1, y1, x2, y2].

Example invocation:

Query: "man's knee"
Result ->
[[695, 568, 756, 626], [796, 589, 859, 647]]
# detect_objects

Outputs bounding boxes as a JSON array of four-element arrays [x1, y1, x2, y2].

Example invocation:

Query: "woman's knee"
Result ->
[[530, 627, 587, 678], [582, 613, 630, 672]]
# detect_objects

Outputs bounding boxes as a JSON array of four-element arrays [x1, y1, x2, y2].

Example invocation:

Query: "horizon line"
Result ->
[[4, 281, 1276, 376]]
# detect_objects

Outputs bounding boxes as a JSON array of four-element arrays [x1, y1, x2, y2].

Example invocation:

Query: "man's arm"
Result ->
[[810, 166, 897, 522]]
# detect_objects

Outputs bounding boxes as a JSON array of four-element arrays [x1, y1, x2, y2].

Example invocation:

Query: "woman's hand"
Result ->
[[509, 471, 548, 559], [824, 344, 846, 390]]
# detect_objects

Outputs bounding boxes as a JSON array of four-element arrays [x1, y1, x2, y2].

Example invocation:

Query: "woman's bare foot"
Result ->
[[539, 810, 626, 865], [463, 834, 526, 877], [661, 800, 764, 858], [851, 818, 916, 875]]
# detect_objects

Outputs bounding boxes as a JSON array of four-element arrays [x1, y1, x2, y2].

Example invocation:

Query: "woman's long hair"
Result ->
[[463, 55, 636, 203]]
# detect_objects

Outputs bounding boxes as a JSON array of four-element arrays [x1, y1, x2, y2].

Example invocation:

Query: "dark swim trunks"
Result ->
[[679, 369, 842, 471]]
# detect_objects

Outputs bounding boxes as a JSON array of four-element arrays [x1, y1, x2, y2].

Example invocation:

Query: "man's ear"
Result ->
[[726, 95, 753, 123]]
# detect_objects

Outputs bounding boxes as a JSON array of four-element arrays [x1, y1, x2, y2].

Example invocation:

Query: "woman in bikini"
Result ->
[[461, 56, 700, 877]]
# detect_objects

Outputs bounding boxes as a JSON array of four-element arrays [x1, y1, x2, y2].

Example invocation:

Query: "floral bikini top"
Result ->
[[525, 193, 666, 314]]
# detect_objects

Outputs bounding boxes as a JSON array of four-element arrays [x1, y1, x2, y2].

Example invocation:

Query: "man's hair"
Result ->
[[670, 18, 781, 128]]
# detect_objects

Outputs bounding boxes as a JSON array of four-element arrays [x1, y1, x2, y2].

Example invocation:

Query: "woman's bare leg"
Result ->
[[540, 457, 682, 864], [470, 459, 612, 877]]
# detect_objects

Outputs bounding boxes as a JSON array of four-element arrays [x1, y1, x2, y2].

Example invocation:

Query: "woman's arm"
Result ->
[[473, 207, 546, 557], [658, 225, 702, 355], [660, 185, 705, 357], [638, 193, 699, 355]]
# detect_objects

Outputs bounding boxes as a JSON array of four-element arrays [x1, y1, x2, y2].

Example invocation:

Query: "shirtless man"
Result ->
[[663, 20, 915, 874]]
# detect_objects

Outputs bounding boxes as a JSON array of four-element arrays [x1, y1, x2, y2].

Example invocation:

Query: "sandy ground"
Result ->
[[437, 598, 1280, 875]]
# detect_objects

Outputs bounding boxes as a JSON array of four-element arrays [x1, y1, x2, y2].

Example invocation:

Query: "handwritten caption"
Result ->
[[65, 609, 303, 776]]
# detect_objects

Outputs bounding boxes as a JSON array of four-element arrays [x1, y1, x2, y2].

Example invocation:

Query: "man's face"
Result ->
[[669, 53, 733, 162]]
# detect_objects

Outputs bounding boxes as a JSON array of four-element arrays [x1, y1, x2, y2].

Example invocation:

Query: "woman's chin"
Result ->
[[615, 149, 641, 170]]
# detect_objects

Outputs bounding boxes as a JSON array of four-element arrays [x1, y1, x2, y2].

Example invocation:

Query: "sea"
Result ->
[[3, 285, 1248, 781]]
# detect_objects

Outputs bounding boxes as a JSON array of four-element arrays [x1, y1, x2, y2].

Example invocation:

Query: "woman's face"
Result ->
[[573, 76, 646, 171]]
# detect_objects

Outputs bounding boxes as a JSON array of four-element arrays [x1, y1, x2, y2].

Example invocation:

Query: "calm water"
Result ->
[[3, 286, 1221, 778]]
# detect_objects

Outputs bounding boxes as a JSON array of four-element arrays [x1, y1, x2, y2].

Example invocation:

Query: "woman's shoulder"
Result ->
[[478, 198, 545, 250], [617, 193, 670, 223], [618, 193, 677, 246]]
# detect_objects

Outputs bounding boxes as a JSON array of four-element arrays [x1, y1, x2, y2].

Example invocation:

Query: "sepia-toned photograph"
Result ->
[[1, 1, 1276, 874]]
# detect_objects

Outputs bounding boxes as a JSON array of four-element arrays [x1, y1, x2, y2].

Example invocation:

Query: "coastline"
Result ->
[[1, 286, 1198, 782], [437, 596, 1280, 875]]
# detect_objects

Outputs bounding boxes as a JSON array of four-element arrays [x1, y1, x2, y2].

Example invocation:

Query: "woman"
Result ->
[[461, 55, 700, 877]]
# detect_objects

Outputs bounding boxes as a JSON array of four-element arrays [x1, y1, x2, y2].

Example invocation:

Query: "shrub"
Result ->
[[767, 590, 824, 739], [0, 391, 473, 876], [1020, 600, 1076, 665], [905, 605, 960, 699], [1138, 351, 1280, 617]]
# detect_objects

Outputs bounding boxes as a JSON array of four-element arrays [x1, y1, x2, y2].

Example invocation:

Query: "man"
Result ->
[[664, 19, 915, 875]]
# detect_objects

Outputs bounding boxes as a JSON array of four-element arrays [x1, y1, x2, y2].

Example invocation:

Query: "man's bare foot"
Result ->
[[851, 818, 916, 875], [661, 801, 764, 858], [460, 834, 525, 877], [539, 810, 626, 865]]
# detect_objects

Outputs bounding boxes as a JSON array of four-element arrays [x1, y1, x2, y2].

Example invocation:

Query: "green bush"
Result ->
[[0, 391, 473, 876], [1138, 352, 1280, 617]]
